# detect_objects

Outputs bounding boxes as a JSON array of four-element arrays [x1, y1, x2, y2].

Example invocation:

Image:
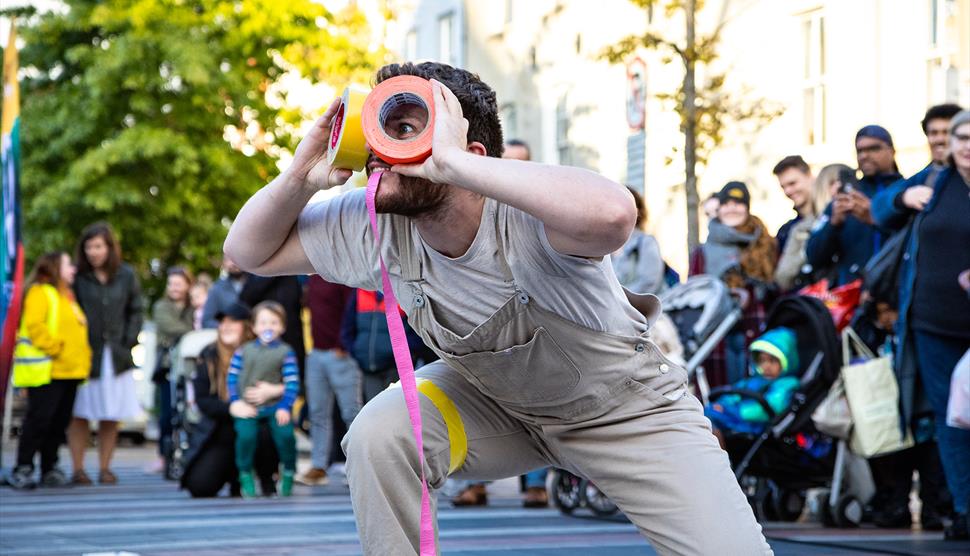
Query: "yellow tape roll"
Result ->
[[327, 87, 370, 171]]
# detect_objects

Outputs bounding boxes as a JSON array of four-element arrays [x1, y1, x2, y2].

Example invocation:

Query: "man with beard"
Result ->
[[202, 256, 251, 329], [225, 62, 771, 555]]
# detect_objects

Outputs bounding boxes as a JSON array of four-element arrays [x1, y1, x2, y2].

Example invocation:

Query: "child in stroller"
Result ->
[[706, 327, 801, 445]]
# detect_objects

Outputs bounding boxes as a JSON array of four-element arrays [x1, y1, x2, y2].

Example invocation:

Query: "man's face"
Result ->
[[855, 136, 895, 177], [777, 167, 813, 212], [503, 144, 530, 161], [925, 118, 951, 165]]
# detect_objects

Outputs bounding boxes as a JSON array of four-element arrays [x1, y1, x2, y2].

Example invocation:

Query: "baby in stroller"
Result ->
[[706, 327, 801, 444]]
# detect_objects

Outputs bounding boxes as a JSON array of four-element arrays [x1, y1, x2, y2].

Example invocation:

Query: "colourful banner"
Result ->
[[1, 19, 24, 401]]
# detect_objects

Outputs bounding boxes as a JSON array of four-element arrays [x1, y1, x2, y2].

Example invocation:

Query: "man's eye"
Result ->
[[399, 123, 415, 135]]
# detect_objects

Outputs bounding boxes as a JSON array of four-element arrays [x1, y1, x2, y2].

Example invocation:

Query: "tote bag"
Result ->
[[841, 327, 913, 457]]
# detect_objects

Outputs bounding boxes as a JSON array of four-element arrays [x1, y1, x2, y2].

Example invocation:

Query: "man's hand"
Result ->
[[275, 408, 291, 427], [286, 97, 354, 192], [830, 193, 853, 226], [391, 79, 470, 184], [902, 185, 934, 212], [229, 400, 257, 419], [849, 190, 873, 225]]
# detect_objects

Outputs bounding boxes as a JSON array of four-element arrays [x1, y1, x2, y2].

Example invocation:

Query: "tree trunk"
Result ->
[[684, 0, 699, 255]]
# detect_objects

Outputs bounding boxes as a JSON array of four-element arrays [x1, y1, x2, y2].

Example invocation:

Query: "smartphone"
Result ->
[[838, 168, 859, 194]]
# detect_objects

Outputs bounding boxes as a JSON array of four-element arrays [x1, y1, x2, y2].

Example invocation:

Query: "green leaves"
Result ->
[[10, 0, 381, 297]]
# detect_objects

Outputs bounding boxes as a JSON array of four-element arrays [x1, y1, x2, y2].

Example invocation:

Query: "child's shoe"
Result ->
[[239, 471, 257, 499], [279, 470, 295, 497]]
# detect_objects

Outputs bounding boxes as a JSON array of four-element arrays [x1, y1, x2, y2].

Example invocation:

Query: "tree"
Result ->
[[602, 0, 782, 254], [1, 0, 380, 297]]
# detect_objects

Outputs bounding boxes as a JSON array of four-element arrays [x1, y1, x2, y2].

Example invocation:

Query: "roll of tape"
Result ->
[[327, 87, 370, 171], [362, 76, 436, 165]]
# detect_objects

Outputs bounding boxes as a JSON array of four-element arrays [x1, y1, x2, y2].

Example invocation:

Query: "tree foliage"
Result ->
[[2, 0, 380, 296], [602, 0, 783, 250]]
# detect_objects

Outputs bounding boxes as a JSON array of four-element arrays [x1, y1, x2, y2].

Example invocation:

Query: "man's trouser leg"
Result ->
[[306, 350, 335, 469], [546, 392, 772, 555], [342, 361, 549, 555]]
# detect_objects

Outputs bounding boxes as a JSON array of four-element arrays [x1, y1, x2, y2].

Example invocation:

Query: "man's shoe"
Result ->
[[523, 486, 549, 508], [296, 467, 329, 486], [8, 466, 37, 490], [873, 505, 912, 528], [944, 513, 969, 541], [280, 470, 295, 497], [40, 468, 70, 488], [239, 471, 257, 498], [71, 469, 93, 486], [451, 484, 488, 507]]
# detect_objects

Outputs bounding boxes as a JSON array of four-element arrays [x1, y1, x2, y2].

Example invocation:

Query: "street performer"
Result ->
[[225, 62, 771, 555]]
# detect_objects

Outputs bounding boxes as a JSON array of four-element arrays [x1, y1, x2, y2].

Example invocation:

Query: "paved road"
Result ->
[[1, 447, 967, 555]]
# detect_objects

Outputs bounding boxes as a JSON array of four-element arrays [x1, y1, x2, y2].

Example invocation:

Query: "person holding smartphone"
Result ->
[[805, 125, 903, 286]]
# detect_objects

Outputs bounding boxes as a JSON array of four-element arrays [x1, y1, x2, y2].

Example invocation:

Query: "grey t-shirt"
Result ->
[[297, 188, 649, 338]]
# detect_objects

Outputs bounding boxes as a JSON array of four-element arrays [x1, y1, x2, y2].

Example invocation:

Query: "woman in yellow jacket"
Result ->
[[9, 252, 91, 489]]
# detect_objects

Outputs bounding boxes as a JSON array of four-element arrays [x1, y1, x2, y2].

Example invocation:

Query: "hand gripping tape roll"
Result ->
[[326, 87, 370, 171], [361, 75, 436, 165]]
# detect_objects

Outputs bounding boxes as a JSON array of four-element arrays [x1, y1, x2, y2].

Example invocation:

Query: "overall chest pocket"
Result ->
[[448, 326, 582, 405]]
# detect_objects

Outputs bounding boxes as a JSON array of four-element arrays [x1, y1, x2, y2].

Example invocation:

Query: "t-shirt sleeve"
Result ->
[[297, 188, 382, 290], [502, 204, 607, 279]]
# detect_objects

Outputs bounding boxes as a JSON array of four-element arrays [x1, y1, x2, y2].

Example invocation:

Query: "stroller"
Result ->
[[165, 328, 217, 481], [551, 276, 742, 516], [713, 295, 874, 526]]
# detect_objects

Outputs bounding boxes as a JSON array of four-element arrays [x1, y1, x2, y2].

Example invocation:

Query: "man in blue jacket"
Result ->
[[805, 125, 902, 286]]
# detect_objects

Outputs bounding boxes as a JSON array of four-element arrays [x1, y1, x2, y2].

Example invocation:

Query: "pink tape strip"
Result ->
[[365, 171, 436, 555]]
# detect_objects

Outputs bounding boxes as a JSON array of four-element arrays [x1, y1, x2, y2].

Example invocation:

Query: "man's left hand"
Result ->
[[391, 79, 469, 184], [848, 190, 873, 225]]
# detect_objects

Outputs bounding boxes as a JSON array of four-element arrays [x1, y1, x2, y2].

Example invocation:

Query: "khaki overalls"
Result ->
[[342, 208, 772, 555]]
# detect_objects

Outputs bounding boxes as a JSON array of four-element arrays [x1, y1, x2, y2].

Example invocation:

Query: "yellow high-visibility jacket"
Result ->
[[21, 284, 92, 380]]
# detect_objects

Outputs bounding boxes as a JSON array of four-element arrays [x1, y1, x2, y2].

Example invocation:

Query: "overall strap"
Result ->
[[365, 171, 435, 556]]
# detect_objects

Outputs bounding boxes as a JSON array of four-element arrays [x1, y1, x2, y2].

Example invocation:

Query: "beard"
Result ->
[[372, 172, 449, 217]]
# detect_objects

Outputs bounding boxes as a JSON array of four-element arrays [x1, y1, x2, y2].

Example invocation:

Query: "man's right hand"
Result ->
[[286, 97, 355, 192], [830, 193, 853, 226], [902, 185, 934, 211]]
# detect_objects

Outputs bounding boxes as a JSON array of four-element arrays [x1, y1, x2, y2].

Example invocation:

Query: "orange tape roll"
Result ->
[[361, 75, 436, 165], [327, 87, 370, 171]]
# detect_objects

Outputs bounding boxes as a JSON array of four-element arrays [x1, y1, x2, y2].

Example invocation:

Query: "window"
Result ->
[[438, 13, 453, 65], [500, 103, 518, 139], [405, 30, 417, 61], [802, 12, 827, 146], [929, 0, 940, 46]]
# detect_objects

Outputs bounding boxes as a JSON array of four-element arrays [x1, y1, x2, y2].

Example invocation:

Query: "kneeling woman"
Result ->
[[180, 303, 280, 497]]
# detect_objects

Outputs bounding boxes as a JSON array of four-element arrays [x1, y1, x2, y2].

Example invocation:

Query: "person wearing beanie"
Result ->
[[805, 124, 903, 286], [689, 180, 778, 387], [704, 327, 801, 440]]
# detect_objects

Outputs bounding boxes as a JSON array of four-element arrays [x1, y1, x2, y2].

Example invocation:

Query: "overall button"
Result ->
[[517, 292, 530, 304], [659, 363, 670, 373], [413, 295, 426, 308], [635, 343, 645, 353]]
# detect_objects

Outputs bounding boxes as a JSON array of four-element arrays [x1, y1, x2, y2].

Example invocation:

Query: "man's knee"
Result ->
[[342, 387, 425, 470]]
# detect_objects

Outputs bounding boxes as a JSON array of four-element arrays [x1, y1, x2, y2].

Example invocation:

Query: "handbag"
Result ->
[[840, 327, 913, 457], [862, 219, 913, 309], [947, 349, 970, 430], [12, 285, 61, 388], [811, 376, 852, 439]]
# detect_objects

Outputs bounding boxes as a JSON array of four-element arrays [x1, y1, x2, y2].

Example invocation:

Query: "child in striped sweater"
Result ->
[[228, 301, 300, 497]]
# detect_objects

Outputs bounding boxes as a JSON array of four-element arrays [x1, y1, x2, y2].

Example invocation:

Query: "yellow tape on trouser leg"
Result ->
[[416, 378, 467, 475]]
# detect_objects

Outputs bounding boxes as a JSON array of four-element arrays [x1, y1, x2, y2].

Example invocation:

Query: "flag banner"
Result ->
[[1, 19, 24, 401]]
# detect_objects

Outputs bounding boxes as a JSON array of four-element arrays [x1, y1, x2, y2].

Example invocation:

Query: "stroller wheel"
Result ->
[[584, 482, 619, 517], [772, 489, 806, 522], [552, 470, 583, 515], [833, 495, 863, 528]]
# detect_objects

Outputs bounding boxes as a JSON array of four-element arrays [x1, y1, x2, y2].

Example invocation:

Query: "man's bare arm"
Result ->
[[224, 98, 352, 275], [392, 81, 636, 258]]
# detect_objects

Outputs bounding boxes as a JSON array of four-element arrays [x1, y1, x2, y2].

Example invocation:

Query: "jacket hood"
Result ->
[[750, 327, 799, 376]]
